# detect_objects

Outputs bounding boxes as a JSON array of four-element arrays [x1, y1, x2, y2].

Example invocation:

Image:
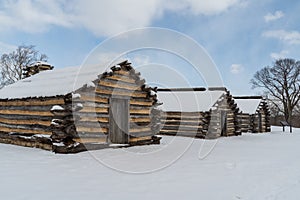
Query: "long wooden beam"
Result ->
[[0, 98, 65, 106], [0, 126, 51, 135], [0, 109, 54, 116], [0, 117, 51, 126]]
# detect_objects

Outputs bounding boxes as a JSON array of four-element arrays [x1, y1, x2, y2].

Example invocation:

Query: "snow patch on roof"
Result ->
[[86, 81, 96, 88], [157, 90, 225, 112], [0, 65, 107, 99], [30, 61, 52, 66], [235, 99, 262, 114]]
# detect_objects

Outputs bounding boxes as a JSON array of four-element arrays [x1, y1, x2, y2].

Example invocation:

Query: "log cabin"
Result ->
[[157, 87, 241, 139], [234, 96, 271, 133], [0, 60, 161, 153]]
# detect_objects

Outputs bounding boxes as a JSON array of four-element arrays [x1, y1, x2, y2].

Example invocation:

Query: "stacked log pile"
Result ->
[[0, 96, 65, 149], [160, 111, 209, 138], [237, 113, 251, 133]]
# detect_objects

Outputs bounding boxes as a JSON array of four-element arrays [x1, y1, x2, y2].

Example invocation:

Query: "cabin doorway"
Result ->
[[220, 111, 227, 136], [258, 112, 262, 132], [109, 97, 129, 144]]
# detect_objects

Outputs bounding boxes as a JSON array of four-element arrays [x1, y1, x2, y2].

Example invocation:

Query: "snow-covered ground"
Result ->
[[1, 126, 300, 200]]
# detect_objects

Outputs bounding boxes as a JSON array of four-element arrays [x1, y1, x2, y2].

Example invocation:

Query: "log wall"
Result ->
[[237, 113, 251, 133], [0, 60, 161, 152], [251, 101, 271, 133], [159, 111, 209, 138], [159, 90, 241, 139], [206, 92, 241, 139], [0, 96, 65, 137], [58, 61, 160, 145]]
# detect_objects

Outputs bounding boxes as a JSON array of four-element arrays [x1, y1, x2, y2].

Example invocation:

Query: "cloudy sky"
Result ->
[[0, 0, 299, 94]]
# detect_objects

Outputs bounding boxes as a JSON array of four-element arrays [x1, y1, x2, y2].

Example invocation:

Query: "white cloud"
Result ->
[[0, 0, 73, 33], [0, 0, 244, 37], [264, 11, 284, 22], [165, 0, 242, 15], [263, 29, 300, 45], [230, 64, 243, 74], [130, 55, 150, 66], [270, 50, 289, 60]]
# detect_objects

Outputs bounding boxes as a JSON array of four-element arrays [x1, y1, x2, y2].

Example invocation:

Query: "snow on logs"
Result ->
[[158, 89, 241, 139], [0, 60, 161, 152]]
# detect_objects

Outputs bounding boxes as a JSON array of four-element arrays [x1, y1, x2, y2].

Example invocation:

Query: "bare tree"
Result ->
[[251, 58, 300, 125], [0, 45, 48, 87]]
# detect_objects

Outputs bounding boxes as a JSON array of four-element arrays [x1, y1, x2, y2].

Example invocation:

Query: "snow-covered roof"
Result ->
[[157, 90, 225, 112], [30, 61, 52, 66], [235, 99, 262, 114], [0, 64, 107, 99]]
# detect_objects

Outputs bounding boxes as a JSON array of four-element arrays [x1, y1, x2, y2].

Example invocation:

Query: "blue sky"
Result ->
[[0, 0, 299, 95]]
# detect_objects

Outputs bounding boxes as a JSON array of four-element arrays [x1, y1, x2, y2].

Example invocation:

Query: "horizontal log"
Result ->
[[130, 117, 151, 123], [0, 117, 51, 126], [130, 99, 153, 106], [0, 121, 52, 131], [73, 137, 107, 144], [161, 114, 205, 119], [79, 107, 108, 113], [226, 127, 235, 132], [0, 98, 65, 106], [112, 69, 130, 76], [161, 126, 203, 132], [162, 120, 204, 126], [0, 126, 51, 135], [130, 109, 150, 115], [129, 104, 152, 110], [106, 74, 136, 84], [75, 121, 108, 129], [95, 87, 147, 98], [0, 109, 54, 116], [130, 127, 152, 133], [79, 95, 108, 104], [79, 101, 109, 108], [99, 79, 140, 91], [0, 133, 52, 151], [129, 136, 152, 143], [162, 125, 202, 131], [77, 132, 107, 138], [76, 126, 108, 133], [164, 111, 205, 116], [159, 130, 205, 138], [78, 116, 109, 123], [129, 131, 155, 137], [162, 117, 207, 122], [226, 125, 236, 129], [0, 113, 54, 121], [0, 105, 55, 111], [130, 121, 150, 127]]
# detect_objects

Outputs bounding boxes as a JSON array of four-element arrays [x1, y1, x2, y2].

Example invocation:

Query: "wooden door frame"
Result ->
[[220, 110, 227, 136], [108, 96, 130, 144]]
